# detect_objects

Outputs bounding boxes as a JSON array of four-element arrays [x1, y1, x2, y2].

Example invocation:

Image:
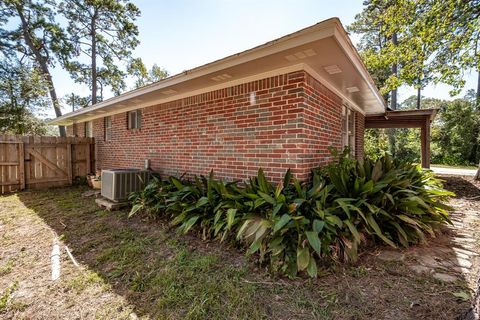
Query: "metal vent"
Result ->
[[101, 169, 150, 202], [211, 73, 232, 82], [346, 86, 360, 93], [324, 65, 342, 74]]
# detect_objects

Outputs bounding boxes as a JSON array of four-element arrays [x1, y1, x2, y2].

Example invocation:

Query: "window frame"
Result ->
[[127, 110, 142, 130], [341, 105, 356, 153], [104, 116, 112, 141]]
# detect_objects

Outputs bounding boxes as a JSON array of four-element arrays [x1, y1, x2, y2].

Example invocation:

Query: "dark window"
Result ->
[[104, 116, 112, 141], [128, 110, 141, 130]]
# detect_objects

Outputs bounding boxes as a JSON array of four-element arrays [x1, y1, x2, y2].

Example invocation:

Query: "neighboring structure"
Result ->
[[51, 18, 433, 181]]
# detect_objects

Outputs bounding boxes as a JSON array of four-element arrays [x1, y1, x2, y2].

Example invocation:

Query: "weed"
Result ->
[[0, 259, 14, 276], [67, 271, 105, 293], [0, 282, 18, 312]]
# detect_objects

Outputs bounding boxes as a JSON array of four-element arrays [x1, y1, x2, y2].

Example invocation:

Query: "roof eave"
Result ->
[[50, 17, 386, 125]]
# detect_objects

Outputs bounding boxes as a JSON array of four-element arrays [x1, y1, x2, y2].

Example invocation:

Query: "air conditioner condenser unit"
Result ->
[[101, 169, 150, 202]]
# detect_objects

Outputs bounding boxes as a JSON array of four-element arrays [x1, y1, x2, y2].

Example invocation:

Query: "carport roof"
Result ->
[[365, 109, 438, 129]]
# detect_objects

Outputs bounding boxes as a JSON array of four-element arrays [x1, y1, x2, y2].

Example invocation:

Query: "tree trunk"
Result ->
[[417, 86, 421, 109], [390, 33, 398, 110], [476, 69, 480, 105], [16, 4, 66, 137], [91, 12, 98, 105], [473, 69, 480, 181], [475, 162, 480, 180]]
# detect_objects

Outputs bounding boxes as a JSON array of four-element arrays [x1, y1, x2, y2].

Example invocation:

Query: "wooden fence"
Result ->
[[0, 135, 94, 194]]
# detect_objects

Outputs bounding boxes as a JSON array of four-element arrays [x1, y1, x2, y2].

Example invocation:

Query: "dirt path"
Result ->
[[0, 177, 478, 319]]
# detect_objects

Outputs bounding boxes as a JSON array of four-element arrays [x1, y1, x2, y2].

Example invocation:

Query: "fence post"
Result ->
[[19, 142, 25, 190], [85, 140, 91, 174], [66, 142, 73, 185]]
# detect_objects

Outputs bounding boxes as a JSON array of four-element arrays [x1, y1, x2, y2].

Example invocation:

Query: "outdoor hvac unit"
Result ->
[[101, 169, 150, 202]]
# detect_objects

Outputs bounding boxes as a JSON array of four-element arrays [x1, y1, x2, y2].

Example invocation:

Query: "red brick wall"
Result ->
[[67, 70, 363, 181], [300, 72, 343, 173], [67, 122, 86, 137], [355, 113, 365, 160]]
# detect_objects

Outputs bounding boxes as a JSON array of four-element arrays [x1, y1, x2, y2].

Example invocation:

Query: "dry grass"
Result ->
[[0, 178, 477, 319]]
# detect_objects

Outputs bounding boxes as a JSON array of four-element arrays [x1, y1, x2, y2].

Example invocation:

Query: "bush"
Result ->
[[129, 153, 453, 278]]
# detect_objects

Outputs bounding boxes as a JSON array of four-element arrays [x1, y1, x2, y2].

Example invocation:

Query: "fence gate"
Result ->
[[0, 135, 94, 194]]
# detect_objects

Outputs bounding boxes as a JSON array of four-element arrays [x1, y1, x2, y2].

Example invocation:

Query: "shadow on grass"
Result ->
[[13, 181, 476, 320], [16, 187, 334, 319]]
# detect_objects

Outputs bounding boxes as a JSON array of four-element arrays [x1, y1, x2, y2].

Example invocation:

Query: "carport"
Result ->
[[365, 109, 438, 168]]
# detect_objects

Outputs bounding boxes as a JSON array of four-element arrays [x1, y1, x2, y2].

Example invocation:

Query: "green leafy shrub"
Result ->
[[318, 150, 453, 251], [129, 154, 453, 278]]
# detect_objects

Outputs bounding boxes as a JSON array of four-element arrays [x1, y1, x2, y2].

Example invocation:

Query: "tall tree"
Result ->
[[422, 0, 480, 178], [0, 60, 51, 135], [127, 58, 169, 89], [348, 0, 392, 103], [348, 0, 400, 155], [62, 93, 89, 112], [0, 0, 74, 136], [60, 0, 141, 105]]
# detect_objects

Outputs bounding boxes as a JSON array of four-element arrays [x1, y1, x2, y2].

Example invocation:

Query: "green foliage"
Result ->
[[62, 93, 90, 112], [320, 151, 452, 250], [432, 97, 480, 165], [1, 0, 75, 136], [366, 94, 480, 166], [364, 129, 389, 161], [129, 154, 452, 278], [0, 62, 51, 135], [59, 0, 141, 102], [127, 58, 169, 89], [349, 0, 480, 101]]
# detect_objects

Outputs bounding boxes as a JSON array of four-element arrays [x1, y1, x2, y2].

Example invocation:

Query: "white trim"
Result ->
[[333, 27, 386, 111], [60, 64, 306, 124], [341, 105, 356, 153], [51, 21, 338, 125], [61, 63, 367, 125]]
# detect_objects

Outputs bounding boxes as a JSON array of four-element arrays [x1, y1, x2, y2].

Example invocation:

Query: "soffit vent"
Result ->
[[324, 65, 342, 74], [285, 49, 317, 62], [346, 86, 360, 93], [211, 73, 232, 82], [161, 89, 177, 95]]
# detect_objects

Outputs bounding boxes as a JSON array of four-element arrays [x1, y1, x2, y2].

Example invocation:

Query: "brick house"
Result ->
[[51, 18, 390, 181]]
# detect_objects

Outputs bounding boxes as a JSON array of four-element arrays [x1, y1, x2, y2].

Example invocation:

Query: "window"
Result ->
[[104, 116, 112, 141], [128, 110, 142, 130], [85, 121, 93, 138], [341, 106, 355, 153]]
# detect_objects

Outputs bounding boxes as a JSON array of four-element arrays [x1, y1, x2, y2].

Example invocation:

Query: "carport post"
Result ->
[[420, 118, 430, 169]]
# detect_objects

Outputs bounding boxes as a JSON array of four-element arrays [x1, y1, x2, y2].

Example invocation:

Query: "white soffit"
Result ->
[[50, 18, 386, 125]]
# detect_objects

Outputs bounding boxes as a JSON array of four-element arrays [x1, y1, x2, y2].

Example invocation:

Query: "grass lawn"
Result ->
[[431, 164, 478, 170], [0, 185, 475, 319]]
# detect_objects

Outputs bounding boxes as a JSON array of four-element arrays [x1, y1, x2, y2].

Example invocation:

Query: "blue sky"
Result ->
[[51, 0, 478, 115]]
